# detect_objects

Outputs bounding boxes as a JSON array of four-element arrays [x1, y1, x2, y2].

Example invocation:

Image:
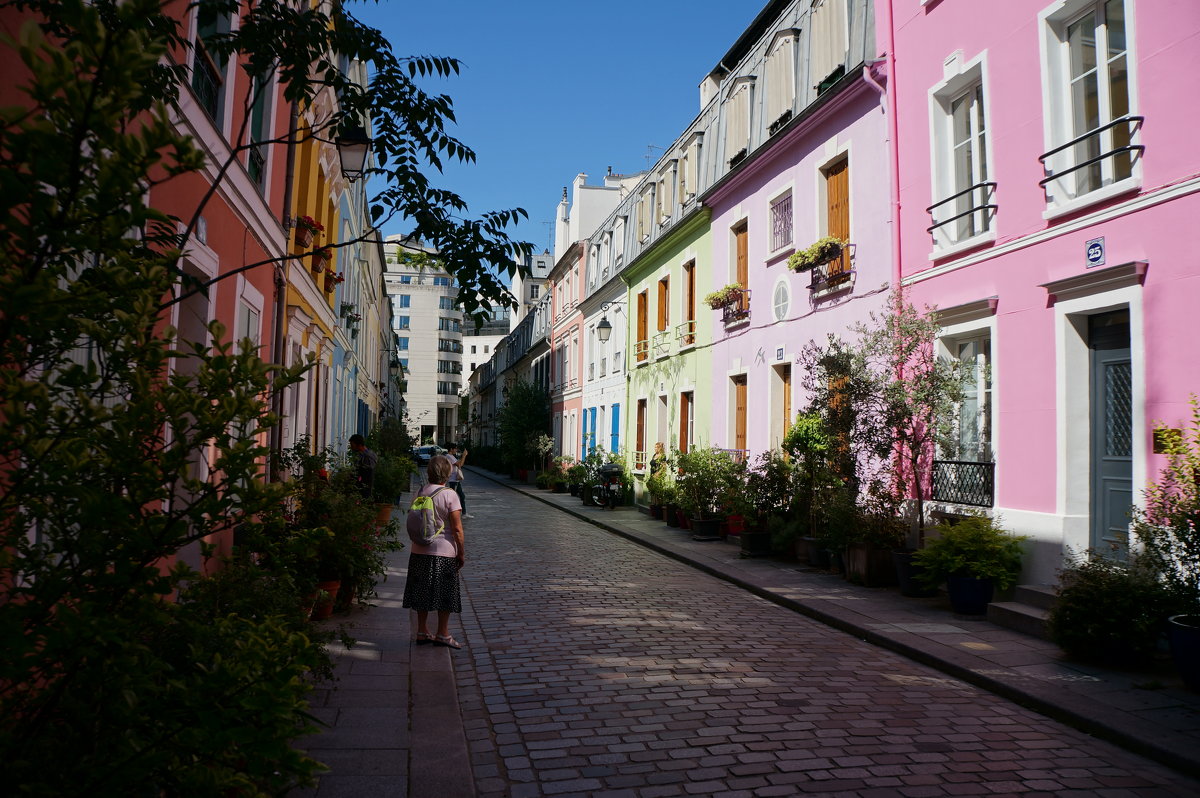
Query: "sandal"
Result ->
[[434, 635, 462, 649], [415, 631, 434, 645]]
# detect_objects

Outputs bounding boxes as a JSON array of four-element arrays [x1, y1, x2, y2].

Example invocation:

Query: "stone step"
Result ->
[[1013, 583, 1059, 611], [987, 601, 1052, 640]]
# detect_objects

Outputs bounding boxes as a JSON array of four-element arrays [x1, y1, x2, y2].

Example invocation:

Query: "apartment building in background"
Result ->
[[383, 237, 463, 445]]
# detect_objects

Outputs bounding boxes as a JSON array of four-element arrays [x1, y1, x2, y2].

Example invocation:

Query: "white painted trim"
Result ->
[[1052, 284, 1145, 558], [1041, 176, 1141, 221]]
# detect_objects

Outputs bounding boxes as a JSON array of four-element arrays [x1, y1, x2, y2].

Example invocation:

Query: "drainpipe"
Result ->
[[269, 100, 300, 481], [883, 0, 902, 289]]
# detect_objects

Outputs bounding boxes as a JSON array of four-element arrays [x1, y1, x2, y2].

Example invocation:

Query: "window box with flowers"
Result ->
[[295, 215, 324, 248], [339, 302, 355, 318], [312, 247, 333, 274], [323, 269, 345, 293], [704, 283, 745, 310], [787, 237, 846, 272]]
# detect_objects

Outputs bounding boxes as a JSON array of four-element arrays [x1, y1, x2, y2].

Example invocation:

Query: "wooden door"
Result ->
[[679, 391, 692, 454], [733, 376, 747, 454], [781, 364, 792, 438]]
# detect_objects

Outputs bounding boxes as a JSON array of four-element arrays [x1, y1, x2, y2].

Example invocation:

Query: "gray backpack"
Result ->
[[406, 486, 450, 545]]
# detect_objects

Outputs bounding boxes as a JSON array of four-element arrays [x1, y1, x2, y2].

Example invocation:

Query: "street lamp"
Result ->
[[336, 125, 371, 182], [595, 300, 624, 343]]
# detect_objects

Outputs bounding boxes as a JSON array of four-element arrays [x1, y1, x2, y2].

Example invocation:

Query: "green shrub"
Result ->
[[1049, 554, 1187, 666], [913, 514, 1027, 590]]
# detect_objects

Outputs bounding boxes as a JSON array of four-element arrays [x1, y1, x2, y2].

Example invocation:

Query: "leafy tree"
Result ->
[[799, 290, 970, 543], [495, 379, 550, 473], [0, 0, 530, 791]]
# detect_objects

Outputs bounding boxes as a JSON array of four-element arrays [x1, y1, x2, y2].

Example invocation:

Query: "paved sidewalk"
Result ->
[[469, 466, 1200, 781], [293, 514, 473, 797]]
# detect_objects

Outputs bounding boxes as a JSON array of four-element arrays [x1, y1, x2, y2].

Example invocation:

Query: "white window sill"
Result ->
[[928, 230, 996, 263], [1042, 176, 1141, 222], [766, 245, 795, 265]]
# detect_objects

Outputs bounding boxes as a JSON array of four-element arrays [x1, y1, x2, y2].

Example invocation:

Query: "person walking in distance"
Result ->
[[445, 442, 473, 519], [348, 434, 377, 500], [402, 455, 465, 649]]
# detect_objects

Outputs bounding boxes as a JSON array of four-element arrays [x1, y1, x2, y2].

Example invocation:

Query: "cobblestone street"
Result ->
[[448, 476, 1200, 797]]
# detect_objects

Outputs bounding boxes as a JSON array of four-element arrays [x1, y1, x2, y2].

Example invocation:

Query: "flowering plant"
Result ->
[[296, 215, 324, 234], [704, 283, 744, 309], [314, 247, 333, 261], [346, 312, 361, 324], [325, 270, 345, 284], [788, 236, 845, 271]]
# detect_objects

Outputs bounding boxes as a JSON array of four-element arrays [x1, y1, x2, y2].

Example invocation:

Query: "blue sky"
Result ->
[[354, 0, 764, 254]]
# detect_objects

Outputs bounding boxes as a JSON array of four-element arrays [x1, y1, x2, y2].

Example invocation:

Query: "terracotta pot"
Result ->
[[296, 226, 314, 248], [374, 503, 394, 525], [311, 580, 340, 621]]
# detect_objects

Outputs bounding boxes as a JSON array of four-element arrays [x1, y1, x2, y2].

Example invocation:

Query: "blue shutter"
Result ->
[[611, 403, 620, 452], [590, 408, 598, 453]]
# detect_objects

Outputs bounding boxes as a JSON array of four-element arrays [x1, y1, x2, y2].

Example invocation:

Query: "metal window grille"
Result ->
[[770, 194, 792, 251], [932, 460, 995, 507]]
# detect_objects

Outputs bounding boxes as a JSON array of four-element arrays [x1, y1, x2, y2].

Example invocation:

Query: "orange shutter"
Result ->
[[735, 224, 748, 287], [636, 399, 647, 466], [826, 159, 849, 275], [782, 365, 792, 438], [657, 277, 669, 332], [636, 291, 648, 361]]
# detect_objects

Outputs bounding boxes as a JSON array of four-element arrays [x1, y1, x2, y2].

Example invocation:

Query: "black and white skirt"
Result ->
[[402, 553, 461, 613]]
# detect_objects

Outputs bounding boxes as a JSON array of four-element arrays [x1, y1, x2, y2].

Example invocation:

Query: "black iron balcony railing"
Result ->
[[926, 181, 997, 240], [1038, 115, 1144, 199], [722, 288, 751, 326], [932, 459, 995, 507]]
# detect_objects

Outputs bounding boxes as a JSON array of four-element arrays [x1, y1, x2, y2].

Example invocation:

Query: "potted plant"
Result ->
[[323, 268, 344, 292], [295, 214, 324, 248], [566, 464, 586, 497], [787, 236, 845, 272], [912, 513, 1028, 615], [676, 446, 740, 541], [739, 450, 792, 558], [372, 453, 414, 522], [1049, 552, 1188, 668], [703, 283, 743, 310], [645, 468, 668, 519], [312, 247, 333, 274], [1133, 397, 1200, 689], [659, 482, 680, 527], [842, 489, 906, 587]]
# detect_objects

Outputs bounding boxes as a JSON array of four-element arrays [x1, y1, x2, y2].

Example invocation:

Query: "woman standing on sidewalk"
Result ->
[[402, 455, 465, 649]]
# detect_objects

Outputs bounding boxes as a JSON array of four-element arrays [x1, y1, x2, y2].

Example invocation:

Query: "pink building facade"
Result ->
[[702, 0, 893, 460], [891, 0, 1200, 582], [548, 242, 587, 460]]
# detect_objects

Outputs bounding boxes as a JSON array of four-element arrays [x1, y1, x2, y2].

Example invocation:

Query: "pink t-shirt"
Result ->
[[408, 482, 462, 558]]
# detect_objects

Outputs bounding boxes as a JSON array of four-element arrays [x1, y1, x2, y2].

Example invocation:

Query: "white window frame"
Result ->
[[1038, 0, 1141, 219], [767, 182, 795, 258], [928, 51, 997, 260]]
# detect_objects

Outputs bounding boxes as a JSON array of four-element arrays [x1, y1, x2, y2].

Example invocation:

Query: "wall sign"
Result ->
[[1085, 236, 1105, 268], [776, 347, 785, 361]]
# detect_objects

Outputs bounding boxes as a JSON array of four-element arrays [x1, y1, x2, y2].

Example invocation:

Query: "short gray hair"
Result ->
[[427, 454, 452, 485]]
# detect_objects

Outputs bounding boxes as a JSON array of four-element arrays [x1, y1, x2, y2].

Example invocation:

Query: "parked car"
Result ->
[[412, 445, 446, 467]]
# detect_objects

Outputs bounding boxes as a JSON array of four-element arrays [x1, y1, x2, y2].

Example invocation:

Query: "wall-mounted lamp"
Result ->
[[336, 125, 372, 182], [595, 299, 625, 343]]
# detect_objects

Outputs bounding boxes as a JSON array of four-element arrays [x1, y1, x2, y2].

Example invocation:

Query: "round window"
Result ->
[[773, 278, 790, 322]]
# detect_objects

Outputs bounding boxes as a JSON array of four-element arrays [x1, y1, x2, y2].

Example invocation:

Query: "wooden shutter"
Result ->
[[636, 399, 647, 466], [733, 376, 748, 453], [683, 261, 696, 344], [734, 223, 748, 288], [657, 277, 669, 331], [636, 290, 648, 361], [679, 391, 692, 454], [781, 365, 792, 438], [826, 159, 849, 275]]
